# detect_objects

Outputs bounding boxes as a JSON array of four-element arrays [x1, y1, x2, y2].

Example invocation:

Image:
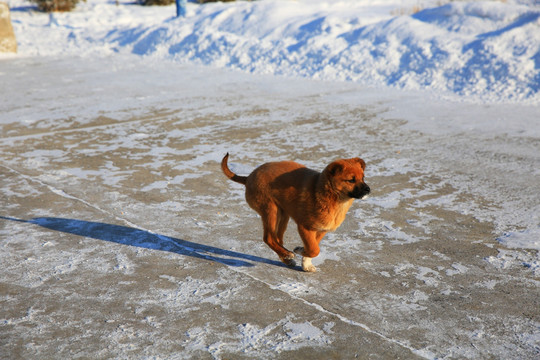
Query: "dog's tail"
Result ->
[[221, 153, 247, 185]]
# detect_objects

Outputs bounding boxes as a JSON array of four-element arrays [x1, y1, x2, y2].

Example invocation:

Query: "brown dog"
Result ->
[[221, 153, 370, 272]]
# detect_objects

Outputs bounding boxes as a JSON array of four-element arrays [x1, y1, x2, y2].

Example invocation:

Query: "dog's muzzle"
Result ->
[[349, 183, 370, 199]]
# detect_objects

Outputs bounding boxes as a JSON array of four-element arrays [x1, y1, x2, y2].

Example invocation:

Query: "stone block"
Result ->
[[0, 2, 17, 53]]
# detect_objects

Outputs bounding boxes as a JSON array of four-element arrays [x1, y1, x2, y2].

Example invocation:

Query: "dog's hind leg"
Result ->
[[276, 209, 289, 246], [261, 204, 295, 267]]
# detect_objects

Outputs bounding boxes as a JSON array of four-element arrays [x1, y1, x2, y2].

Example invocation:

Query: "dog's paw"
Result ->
[[294, 248, 317, 272], [283, 258, 296, 267], [301, 256, 317, 272], [281, 253, 296, 267]]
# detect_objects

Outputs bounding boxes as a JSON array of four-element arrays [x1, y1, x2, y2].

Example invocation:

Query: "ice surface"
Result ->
[[1, 0, 540, 358]]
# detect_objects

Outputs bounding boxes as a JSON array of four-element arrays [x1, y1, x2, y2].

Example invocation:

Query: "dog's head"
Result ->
[[323, 158, 370, 200]]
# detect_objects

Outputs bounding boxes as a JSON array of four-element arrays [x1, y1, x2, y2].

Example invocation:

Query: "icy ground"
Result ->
[[1, 56, 539, 359], [1, 0, 540, 358]]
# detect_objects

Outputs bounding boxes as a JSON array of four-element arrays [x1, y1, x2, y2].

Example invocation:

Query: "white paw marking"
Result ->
[[302, 256, 316, 272]]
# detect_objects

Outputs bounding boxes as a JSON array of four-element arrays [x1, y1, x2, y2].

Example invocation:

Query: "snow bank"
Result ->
[[6, 0, 540, 103]]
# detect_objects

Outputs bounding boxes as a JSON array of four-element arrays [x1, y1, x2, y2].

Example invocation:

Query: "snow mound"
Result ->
[[7, 0, 540, 103]]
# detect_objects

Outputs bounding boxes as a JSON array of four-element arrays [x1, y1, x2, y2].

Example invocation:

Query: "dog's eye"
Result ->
[[346, 177, 356, 183]]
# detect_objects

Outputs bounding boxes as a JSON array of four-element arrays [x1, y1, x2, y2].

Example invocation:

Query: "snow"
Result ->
[[4, 0, 540, 103], [498, 226, 540, 250], [1, 0, 540, 358]]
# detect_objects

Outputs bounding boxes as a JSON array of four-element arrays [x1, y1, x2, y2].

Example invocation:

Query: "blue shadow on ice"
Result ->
[[1, 216, 287, 269]]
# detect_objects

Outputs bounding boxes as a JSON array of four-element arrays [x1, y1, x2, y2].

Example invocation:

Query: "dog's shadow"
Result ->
[[1, 216, 289, 269]]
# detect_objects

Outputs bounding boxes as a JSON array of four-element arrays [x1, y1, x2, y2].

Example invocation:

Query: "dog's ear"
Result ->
[[326, 162, 344, 176], [353, 158, 366, 170]]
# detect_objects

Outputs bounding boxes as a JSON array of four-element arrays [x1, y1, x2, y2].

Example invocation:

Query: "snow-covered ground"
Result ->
[[1, 0, 539, 359]]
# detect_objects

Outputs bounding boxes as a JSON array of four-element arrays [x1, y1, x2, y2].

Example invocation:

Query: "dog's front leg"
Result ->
[[294, 226, 326, 272]]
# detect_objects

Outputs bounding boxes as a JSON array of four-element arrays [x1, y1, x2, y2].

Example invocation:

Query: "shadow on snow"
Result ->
[[1, 216, 288, 269]]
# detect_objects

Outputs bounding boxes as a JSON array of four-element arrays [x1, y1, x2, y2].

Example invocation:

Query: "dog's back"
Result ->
[[245, 161, 321, 224]]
